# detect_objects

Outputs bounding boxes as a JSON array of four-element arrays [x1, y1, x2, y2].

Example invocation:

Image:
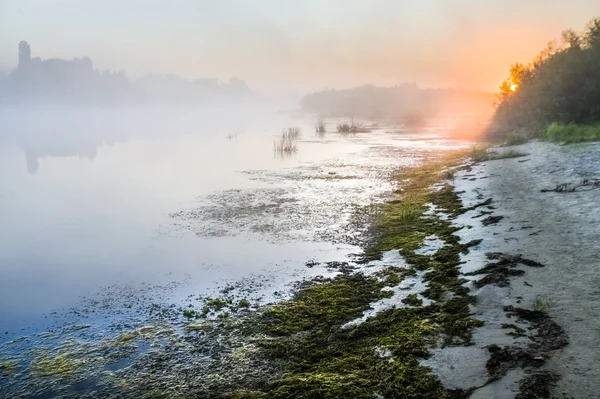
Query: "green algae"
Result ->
[[182, 295, 255, 320], [227, 150, 484, 398], [8, 150, 489, 398], [258, 273, 391, 337], [402, 293, 423, 307], [31, 352, 86, 377], [0, 359, 17, 375]]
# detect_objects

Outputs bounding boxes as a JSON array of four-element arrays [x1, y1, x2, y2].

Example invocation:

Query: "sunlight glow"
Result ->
[[510, 84, 518, 92]]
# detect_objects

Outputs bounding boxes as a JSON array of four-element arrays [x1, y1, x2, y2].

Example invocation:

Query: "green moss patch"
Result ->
[[233, 150, 484, 398]]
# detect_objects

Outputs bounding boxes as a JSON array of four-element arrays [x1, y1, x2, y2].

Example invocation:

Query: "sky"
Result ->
[[1, 0, 599, 92]]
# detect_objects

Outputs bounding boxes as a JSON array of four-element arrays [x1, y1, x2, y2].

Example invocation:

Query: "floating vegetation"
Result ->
[[0, 359, 17, 375], [31, 352, 86, 377]]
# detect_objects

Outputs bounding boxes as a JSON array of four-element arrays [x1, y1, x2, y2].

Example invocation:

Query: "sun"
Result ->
[[510, 84, 518, 92]]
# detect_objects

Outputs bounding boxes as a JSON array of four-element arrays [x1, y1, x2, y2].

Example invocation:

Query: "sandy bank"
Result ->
[[431, 141, 600, 398]]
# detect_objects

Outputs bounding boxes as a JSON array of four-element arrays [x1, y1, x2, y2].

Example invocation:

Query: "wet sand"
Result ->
[[433, 141, 600, 398]]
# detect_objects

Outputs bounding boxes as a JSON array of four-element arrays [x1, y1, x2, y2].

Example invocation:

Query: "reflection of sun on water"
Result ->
[[510, 84, 518, 92]]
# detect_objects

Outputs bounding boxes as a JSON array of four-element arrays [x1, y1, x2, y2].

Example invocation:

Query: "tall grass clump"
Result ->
[[502, 133, 529, 146], [470, 145, 528, 162], [336, 118, 368, 134], [533, 295, 549, 312], [546, 122, 600, 144], [274, 128, 300, 155], [285, 126, 301, 140], [315, 119, 326, 135], [470, 145, 490, 163]]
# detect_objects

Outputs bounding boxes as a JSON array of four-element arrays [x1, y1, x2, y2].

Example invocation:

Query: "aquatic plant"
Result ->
[[31, 352, 86, 377], [315, 119, 326, 134], [274, 128, 300, 155], [238, 298, 250, 308], [0, 359, 16, 375], [336, 118, 368, 134]]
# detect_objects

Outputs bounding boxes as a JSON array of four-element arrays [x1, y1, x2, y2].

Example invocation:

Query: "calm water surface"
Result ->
[[0, 107, 468, 340]]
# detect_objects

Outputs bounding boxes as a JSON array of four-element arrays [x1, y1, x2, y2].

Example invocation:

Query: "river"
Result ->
[[0, 106, 471, 397]]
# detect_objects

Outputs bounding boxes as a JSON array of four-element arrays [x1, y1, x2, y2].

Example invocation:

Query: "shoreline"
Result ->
[[2, 140, 592, 398], [445, 140, 600, 398]]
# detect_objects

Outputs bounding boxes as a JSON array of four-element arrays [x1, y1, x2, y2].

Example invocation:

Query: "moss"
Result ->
[[206, 296, 233, 311], [234, 150, 483, 398], [238, 298, 251, 308], [116, 331, 138, 344], [0, 359, 16, 374], [374, 265, 414, 286], [259, 273, 390, 336], [402, 294, 423, 307], [31, 150, 483, 398], [228, 391, 267, 399]]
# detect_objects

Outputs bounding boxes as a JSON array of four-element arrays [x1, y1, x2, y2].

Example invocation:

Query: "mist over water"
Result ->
[[0, 105, 470, 339]]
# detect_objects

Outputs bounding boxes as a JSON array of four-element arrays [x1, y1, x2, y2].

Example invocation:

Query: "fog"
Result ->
[[2, 0, 599, 93]]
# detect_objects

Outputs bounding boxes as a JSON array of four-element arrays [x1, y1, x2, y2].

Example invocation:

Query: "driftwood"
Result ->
[[541, 178, 600, 193]]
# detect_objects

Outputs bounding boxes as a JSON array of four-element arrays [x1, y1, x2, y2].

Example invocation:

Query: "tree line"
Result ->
[[491, 18, 600, 137]]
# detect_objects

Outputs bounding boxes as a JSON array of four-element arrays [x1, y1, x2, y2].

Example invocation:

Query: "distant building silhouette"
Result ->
[[1, 42, 252, 105], [18, 41, 31, 68]]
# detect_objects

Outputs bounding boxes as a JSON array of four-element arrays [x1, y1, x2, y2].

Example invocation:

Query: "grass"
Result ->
[[546, 122, 600, 144], [274, 127, 300, 155], [501, 133, 529, 147], [440, 169, 455, 182], [533, 295, 548, 313], [470, 145, 528, 162]]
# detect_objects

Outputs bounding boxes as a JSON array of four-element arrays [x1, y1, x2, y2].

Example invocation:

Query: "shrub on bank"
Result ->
[[546, 122, 600, 144]]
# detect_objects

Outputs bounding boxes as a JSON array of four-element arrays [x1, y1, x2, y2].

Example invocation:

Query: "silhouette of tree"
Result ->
[[492, 17, 600, 134]]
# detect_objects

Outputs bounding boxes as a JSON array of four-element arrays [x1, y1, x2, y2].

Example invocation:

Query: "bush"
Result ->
[[546, 122, 600, 143]]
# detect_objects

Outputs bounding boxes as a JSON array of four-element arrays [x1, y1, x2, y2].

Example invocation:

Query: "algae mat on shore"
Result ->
[[102, 151, 485, 398], [1, 150, 492, 398]]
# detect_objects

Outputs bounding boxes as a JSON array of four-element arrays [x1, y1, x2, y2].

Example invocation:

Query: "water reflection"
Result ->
[[0, 107, 256, 174], [0, 109, 470, 339]]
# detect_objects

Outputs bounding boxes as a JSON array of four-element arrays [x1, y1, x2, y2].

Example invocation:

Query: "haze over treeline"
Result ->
[[0, 41, 252, 105], [301, 84, 494, 119], [2, 1, 599, 92]]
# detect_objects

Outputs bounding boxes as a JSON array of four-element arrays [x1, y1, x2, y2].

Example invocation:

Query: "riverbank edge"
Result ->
[[0, 147, 568, 399], [194, 147, 568, 398]]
